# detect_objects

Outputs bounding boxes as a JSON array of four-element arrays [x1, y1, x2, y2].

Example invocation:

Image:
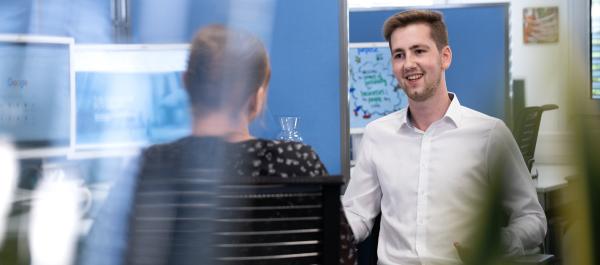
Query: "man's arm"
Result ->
[[488, 121, 547, 255], [342, 128, 383, 243]]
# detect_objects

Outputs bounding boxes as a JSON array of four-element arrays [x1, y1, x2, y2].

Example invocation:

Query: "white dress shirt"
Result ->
[[343, 94, 546, 265]]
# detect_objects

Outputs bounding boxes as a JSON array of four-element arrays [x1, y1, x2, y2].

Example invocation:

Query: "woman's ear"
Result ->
[[248, 85, 268, 121]]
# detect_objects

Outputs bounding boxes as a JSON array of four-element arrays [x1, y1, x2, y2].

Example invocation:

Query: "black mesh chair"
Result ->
[[126, 170, 343, 265], [513, 104, 559, 173]]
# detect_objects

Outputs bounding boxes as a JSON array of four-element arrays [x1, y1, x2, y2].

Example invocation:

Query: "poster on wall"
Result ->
[[523, 6, 559, 44], [348, 43, 408, 132]]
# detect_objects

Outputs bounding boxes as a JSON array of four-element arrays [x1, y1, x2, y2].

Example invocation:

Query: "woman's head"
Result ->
[[184, 25, 271, 120]]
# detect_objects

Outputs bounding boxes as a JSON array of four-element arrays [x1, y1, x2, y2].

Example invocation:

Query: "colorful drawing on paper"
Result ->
[[348, 44, 408, 129]]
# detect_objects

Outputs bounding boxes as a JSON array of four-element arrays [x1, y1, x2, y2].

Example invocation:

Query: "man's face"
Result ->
[[389, 23, 451, 102]]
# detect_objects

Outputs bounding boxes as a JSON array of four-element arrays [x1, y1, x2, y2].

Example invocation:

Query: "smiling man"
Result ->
[[342, 10, 546, 265]]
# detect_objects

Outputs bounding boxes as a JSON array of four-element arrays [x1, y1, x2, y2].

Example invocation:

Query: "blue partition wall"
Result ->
[[350, 4, 509, 123], [263, 1, 343, 175]]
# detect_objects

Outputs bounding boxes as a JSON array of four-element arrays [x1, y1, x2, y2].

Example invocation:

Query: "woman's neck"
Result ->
[[191, 112, 253, 142]]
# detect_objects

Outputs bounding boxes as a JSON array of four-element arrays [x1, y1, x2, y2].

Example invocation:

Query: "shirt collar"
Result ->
[[444, 92, 463, 128], [399, 92, 463, 130]]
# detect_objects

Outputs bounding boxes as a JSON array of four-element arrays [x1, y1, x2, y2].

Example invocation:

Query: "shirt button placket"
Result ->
[[416, 131, 431, 254]]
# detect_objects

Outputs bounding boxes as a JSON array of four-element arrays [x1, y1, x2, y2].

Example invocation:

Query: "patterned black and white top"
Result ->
[[141, 136, 328, 178]]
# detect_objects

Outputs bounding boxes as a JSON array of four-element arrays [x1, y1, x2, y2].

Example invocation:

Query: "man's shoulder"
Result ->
[[458, 105, 505, 129]]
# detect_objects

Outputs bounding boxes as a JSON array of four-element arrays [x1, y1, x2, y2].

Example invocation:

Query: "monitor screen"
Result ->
[[75, 71, 191, 149], [0, 36, 72, 148], [592, 0, 600, 99], [348, 42, 408, 132], [72, 45, 191, 151]]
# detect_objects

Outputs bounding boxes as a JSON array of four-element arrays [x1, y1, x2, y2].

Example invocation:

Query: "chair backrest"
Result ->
[[126, 170, 343, 265], [513, 104, 558, 172]]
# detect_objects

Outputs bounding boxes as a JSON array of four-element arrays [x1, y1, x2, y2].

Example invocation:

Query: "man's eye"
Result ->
[[415, 49, 425, 54], [393, 53, 404, 59]]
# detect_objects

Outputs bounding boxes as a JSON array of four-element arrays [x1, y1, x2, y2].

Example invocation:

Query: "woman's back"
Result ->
[[127, 137, 331, 265], [139, 136, 328, 178]]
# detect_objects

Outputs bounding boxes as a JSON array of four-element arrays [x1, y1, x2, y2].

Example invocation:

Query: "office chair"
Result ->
[[513, 104, 559, 173], [126, 169, 343, 265]]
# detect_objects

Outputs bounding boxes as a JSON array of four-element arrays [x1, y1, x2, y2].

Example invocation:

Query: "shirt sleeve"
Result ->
[[487, 121, 547, 255], [342, 127, 382, 243]]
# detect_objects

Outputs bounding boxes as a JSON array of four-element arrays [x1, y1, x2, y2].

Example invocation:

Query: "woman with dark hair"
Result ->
[[80, 25, 355, 265], [144, 25, 327, 178]]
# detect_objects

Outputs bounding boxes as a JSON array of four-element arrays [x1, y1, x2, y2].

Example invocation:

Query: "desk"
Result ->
[[534, 164, 577, 211], [534, 164, 575, 193]]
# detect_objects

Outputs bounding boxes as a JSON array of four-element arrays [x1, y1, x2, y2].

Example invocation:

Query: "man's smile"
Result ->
[[405, 73, 424, 81]]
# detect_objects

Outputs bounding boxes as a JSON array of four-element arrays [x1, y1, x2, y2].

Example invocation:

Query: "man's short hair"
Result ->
[[185, 25, 271, 112], [383, 10, 448, 50]]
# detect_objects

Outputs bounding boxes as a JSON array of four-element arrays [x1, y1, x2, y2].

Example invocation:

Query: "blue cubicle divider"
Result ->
[[350, 4, 510, 124], [130, 0, 344, 175]]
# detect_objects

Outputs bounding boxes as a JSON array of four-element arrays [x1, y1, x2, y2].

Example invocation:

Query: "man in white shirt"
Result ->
[[342, 10, 546, 265]]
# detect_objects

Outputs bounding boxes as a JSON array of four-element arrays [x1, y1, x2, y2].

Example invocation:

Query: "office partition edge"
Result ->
[[348, 3, 510, 13], [339, 0, 350, 183], [504, 4, 512, 130]]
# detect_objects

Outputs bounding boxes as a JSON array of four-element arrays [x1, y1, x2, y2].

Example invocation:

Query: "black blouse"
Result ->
[[141, 136, 328, 178]]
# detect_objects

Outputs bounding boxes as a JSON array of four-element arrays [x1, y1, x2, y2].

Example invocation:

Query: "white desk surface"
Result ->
[[534, 164, 577, 193]]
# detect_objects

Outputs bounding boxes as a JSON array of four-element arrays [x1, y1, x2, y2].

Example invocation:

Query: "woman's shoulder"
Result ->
[[143, 136, 197, 153], [233, 139, 327, 177], [142, 136, 228, 163], [241, 139, 317, 156]]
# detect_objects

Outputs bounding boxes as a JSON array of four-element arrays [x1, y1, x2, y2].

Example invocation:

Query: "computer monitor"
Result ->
[[71, 45, 191, 153], [0, 35, 72, 154], [348, 42, 408, 133]]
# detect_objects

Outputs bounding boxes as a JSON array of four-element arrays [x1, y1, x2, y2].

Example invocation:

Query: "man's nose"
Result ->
[[404, 54, 417, 70]]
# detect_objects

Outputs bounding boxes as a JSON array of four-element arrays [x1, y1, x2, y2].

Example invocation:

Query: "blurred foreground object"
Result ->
[[0, 137, 18, 249], [126, 173, 343, 265], [29, 168, 89, 265]]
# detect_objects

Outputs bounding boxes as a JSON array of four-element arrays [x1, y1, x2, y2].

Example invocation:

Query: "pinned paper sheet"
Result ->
[[523, 7, 559, 44]]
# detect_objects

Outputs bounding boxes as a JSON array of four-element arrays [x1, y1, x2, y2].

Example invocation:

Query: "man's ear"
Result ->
[[441, 46, 452, 70]]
